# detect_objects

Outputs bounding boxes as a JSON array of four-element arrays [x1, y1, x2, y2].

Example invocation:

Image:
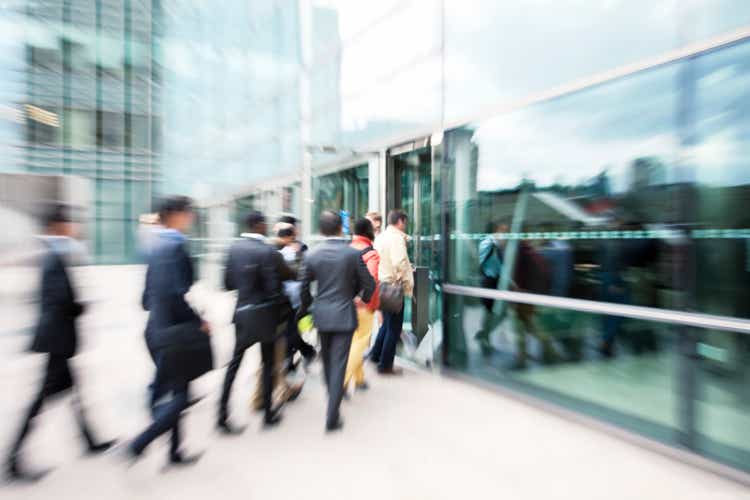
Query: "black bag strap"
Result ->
[[359, 245, 374, 258]]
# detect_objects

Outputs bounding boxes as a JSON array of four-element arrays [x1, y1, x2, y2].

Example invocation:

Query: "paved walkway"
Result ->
[[1, 266, 748, 499]]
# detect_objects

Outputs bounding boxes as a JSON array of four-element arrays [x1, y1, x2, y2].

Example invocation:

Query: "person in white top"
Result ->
[[369, 210, 413, 375]]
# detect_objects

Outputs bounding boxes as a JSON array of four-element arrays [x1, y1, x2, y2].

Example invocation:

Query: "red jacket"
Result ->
[[351, 235, 380, 311]]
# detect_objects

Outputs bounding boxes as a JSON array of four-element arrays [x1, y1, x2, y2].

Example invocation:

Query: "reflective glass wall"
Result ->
[[441, 37, 750, 471]]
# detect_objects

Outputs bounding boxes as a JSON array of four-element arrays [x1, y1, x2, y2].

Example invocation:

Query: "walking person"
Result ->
[[218, 210, 284, 434], [126, 196, 209, 467], [6, 204, 116, 482], [298, 211, 375, 432], [344, 218, 380, 395], [370, 210, 413, 375]]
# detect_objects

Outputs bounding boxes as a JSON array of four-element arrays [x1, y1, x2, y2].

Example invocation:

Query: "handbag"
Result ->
[[234, 300, 280, 347], [379, 281, 404, 314], [158, 322, 213, 383]]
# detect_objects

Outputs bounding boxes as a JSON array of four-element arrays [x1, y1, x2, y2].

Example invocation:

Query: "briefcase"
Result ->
[[159, 322, 214, 383], [379, 281, 404, 314], [234, 300, 280, 347]]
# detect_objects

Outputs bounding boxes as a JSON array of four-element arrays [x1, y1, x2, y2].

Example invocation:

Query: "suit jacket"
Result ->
[[299, 238, 375, 333], [142, 234, 201, 353], [30, 243, 84, 358], [224, 236, 288, 316]]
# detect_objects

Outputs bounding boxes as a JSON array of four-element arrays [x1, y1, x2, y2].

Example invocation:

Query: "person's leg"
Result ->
[[260, 340, 276, 420], [131, 384, 188, 457], [218, 340, 246, 424], [345, 309, 373, 389], [378, 302, 404, 371], [319, 332, 332, 392], [326, 331, 354, 428], [370, 313, 389, 364]]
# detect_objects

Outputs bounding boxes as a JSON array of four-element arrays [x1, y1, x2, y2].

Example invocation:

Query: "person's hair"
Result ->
[[276, 223, 295, 239], [245, 210, 266, 231], [41, 202, 72, 227], [485, 219, 508, 234], [158, 195, 193, 222], [319, 210, 342, 237], [366, 211, 382, 224], [388, 209, 408, 226], [278, 214, 298, 226], [353, 217, 375, 241]]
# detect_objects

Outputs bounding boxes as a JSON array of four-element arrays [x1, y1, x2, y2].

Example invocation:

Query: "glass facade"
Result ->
[[440, 38, 750, 472]]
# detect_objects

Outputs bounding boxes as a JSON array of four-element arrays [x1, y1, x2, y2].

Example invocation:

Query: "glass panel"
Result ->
[[444, 61, 683, 354], [695, 327, 750, 471], [445, 293, 680, 444], [682, 1, 750, 44], [444, 0, 678, 121], [690, 41, 750, 319], [311, 164, 368, 235]]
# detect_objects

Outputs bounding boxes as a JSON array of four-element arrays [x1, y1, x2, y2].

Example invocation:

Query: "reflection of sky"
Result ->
[[470, 38, 750, 193], [471, 64, 679, 194]]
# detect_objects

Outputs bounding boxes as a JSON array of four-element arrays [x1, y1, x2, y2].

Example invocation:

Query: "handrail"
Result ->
[[443, 284, 750, 335]]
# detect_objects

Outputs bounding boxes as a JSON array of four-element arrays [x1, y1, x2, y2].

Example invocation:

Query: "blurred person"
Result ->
[[5, 204, 116, 482], [511, 240, 558, 369], [366, 211, 383, 239], [344, 218, 380, 395], [126, 196, 209, 467], [276, 215, 316, 370], [475, 220, 508, 356], [218, 210, 284, 434], [298, 211, 375, 432], [370, 210, 413, 375]]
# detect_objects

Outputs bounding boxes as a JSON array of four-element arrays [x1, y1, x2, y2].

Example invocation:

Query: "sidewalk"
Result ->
[[1, 266, 748, 499]]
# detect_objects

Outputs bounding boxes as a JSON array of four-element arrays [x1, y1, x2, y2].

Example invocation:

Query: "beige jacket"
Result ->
[[374, 225, 414, 297]]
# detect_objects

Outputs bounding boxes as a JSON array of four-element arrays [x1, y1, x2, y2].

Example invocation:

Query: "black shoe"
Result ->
[[355, 381, 370, 391], [87, 439, 117, 455], [263, 411, 282, 428], [168, 452, 203, 468], [377, 366, 403, 376], [217, 421, 246, 436], [325, 419, 344, 433], [5, 460, 50, 483]]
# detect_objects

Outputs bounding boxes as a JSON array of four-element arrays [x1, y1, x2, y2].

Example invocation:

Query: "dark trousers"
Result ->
[[218, 338, 275, 423], [370, 301, 404, 371], [319, 331, 353, 427], [131, 353, 188, 458], [8, 354, 98, 461], [285, 314, 315, 366]]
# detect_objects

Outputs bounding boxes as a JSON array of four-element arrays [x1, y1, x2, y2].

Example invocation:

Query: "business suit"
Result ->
[[219, 235, 286, 425], [8, 238, 101, 465], [131, 231, 201, 459], [299, 238, 375, 428]]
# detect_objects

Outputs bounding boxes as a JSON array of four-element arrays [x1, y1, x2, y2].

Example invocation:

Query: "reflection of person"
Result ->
[[6, 204, 116, 482], [511, 240, 558, 369], [475, 220, 508, 355], [298, 211, 375, 432], [371, 210, 414, 375], [129, 196, 208, 466], [218, 211, 284, 433], [345, 218, 380, 394]]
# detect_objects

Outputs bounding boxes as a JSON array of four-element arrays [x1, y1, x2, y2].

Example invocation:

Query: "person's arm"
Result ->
[[391, 237, 414, 297], [173, 243, 202, 324], [262, 249, 283, 300], [141, 262, 151, 311], [297, 256, 315, 319], [356, 252, 376, 304], [223, 249, 236, 291]]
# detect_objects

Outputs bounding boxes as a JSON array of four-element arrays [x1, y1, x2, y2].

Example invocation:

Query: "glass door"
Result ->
[[388, 139, 439, 366]]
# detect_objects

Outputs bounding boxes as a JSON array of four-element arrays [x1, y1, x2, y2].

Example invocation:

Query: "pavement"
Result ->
[[1, 265, 749, 500]]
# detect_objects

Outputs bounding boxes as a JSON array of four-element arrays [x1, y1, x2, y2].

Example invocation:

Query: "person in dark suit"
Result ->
[[217, 210, 285, 434], [5, 204, 116, 482], [125, 196, 209, 467], [298, 210, 375, 432]]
